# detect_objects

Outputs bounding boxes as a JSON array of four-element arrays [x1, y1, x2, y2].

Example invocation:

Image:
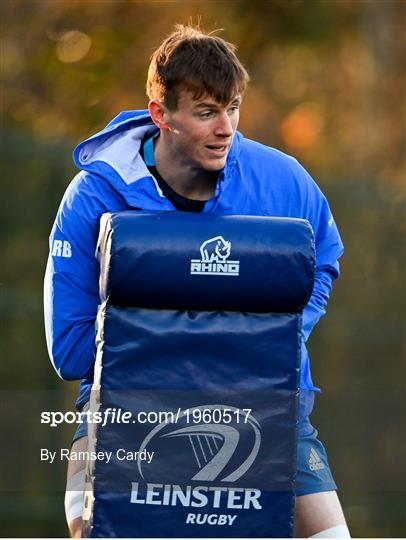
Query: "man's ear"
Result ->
[[148, 100, 171, 131]]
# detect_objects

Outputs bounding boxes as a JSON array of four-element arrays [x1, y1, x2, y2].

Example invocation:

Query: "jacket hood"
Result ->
[[73, 110, 157, 186]]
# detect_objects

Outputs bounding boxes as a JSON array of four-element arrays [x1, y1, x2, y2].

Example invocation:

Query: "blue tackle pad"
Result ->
[[82, 212, 315, 538]]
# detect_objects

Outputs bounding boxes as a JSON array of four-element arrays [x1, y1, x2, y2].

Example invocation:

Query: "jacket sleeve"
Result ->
[[298, 165, 344, 342], [44, 173, 102, 381]]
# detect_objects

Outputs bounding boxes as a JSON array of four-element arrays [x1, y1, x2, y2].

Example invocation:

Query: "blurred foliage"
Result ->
[[2, 0, 404, 188], [0, 0, 405, 537]]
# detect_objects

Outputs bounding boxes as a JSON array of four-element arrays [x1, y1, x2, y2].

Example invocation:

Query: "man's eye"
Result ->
[[199, 111, 214, 119], [229, 105, 240, 114]]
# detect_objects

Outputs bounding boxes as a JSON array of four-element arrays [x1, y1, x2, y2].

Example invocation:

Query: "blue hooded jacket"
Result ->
[[44, 110, 344, 409]]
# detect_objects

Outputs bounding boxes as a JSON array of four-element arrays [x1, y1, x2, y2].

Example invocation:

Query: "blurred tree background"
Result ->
[[0, 0, 405, 537]]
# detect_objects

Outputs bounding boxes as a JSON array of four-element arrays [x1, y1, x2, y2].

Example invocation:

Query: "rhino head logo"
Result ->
[[200, 236, 232, 263]]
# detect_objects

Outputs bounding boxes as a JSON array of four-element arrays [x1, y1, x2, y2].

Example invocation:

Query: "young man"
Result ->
[[45, 25, 349, 538]]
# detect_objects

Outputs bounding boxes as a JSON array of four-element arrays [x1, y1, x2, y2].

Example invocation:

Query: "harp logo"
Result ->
[[190, 236, 240, 276], [136, 405, 261, 483]]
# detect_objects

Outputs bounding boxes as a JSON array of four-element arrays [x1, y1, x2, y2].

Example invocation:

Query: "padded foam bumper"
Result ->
[[82, 211, 315, 538]]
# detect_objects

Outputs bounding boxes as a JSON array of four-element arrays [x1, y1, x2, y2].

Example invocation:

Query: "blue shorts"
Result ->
[[72, 391, 337, 497]]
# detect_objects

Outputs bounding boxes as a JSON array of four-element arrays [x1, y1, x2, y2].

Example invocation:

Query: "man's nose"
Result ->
[[214, 112, 234, 137]]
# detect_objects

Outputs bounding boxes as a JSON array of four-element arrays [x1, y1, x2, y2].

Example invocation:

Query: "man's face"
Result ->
[[163, 90, 241, 172]]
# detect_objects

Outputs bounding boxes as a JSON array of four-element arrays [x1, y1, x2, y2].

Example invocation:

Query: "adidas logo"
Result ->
[[308, 447, 325, 471]]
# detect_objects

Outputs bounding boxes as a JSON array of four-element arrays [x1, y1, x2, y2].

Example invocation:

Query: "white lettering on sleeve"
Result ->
[[52, 240, 72, 258]]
